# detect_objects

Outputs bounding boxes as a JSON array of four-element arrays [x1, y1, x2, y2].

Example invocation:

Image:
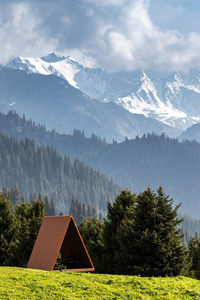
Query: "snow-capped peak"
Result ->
[[6, 54, 81, 88], [5, 54, 200, 133], [115, 71, 200, 129], [116, 72, 189, 128]]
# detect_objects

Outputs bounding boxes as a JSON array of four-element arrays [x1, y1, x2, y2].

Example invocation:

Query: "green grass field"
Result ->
[[0, 267, 200, 299]]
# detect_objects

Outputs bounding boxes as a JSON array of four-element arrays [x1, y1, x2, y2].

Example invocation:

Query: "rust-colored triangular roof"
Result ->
[[27, 216, 95, 272]]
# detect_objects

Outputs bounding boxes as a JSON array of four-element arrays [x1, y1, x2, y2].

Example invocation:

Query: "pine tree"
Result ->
[[124, 187, 189, 276], [188, 236, 200, 279], [29, 199, 45, 241], [102, 190, 136, 274], [14, 201, 33, 266], [0, 190, 16, 265], [79, 217, 104, 272], [14, 199, 45, 267]]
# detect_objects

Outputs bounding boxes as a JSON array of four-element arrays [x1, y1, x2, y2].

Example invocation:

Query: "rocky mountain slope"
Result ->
[[0, 67, 177, 142], [6, 53, 200, 134]]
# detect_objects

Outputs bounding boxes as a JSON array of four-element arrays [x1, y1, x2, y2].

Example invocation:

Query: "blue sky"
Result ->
[[0, 0, 200, 72]]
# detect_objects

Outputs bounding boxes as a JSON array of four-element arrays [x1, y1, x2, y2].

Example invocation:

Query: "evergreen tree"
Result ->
[[29, 199, 45, 243], [79, 217, 104, 272], [124, 187, 189, 276], [0, 187, 45, 267], [14, 201, 33, 266], [103, 190, 136, 274], [188, 236, 200, 279], [0, 190, 16, 265], [14, 199, 45, 267]]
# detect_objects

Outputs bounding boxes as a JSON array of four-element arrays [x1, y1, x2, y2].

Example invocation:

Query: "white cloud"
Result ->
[[88, 0, 200, 72], [1, 0, 200, 72], [0, 2, 56, 63]]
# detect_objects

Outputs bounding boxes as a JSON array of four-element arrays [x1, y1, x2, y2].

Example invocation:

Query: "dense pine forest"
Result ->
[[2, 111, 200, 216], [0, 111, 106, 162], [0, 131, 119, 214]]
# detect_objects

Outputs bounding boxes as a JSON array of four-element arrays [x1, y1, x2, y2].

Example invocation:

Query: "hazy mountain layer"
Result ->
[[179, 124, 200, 143], [7, 53, 200, 132], [0, 67, 178, 142]]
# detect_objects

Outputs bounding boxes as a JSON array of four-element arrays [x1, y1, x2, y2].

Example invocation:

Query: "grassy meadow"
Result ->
[[0, 267, 200, 299]]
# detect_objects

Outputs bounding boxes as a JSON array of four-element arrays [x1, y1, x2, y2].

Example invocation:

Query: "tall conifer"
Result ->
[[79, 217, 104, 272], [103, 190, 136, 274], [126, 187, 188, 276], [0, 190, 16, 265], [188, 236, 200, 279]]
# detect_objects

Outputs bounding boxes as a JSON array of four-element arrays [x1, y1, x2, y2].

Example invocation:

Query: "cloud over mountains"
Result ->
[[1, 0, 200, 72]]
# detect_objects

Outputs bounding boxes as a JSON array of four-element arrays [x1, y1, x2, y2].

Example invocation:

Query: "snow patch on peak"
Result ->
[[116, 72, 192, 129], [167, 73, 200, 95], [166, 73, 184, 95], [7, 55, 81, 89]]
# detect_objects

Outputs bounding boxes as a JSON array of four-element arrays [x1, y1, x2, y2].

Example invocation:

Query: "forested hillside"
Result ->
[[90, 134, 200, 216], [0, 111, 106, 162], [0, 132, 119, 214], [2, 111, 200, 216]]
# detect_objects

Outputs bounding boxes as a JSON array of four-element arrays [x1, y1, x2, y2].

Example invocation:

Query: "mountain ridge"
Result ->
[[0, 67, 178, 142], [6, 53, 200, 133]]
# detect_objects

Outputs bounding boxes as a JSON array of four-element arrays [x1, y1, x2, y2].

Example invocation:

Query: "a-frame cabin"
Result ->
[[27, 216, 95, 272]]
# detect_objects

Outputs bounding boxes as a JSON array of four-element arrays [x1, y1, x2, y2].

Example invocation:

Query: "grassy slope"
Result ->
[[0, 267, 200, 299]]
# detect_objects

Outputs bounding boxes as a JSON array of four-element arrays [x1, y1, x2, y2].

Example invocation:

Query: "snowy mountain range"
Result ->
[[4, 52, 200, 140], [0, 66, 177, 142]]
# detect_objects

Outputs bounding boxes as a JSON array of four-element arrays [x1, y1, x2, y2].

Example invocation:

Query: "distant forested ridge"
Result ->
[[1, 111, 200, 216], [91, 134, 200, 216], [0, 131, 119, 214], [0, 110, 106, 162]]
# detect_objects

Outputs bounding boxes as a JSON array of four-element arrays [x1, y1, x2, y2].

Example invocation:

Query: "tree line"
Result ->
[[1, 185, 200, 278], [0, 189, 45, 267], [79, 187, 200, 278]]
